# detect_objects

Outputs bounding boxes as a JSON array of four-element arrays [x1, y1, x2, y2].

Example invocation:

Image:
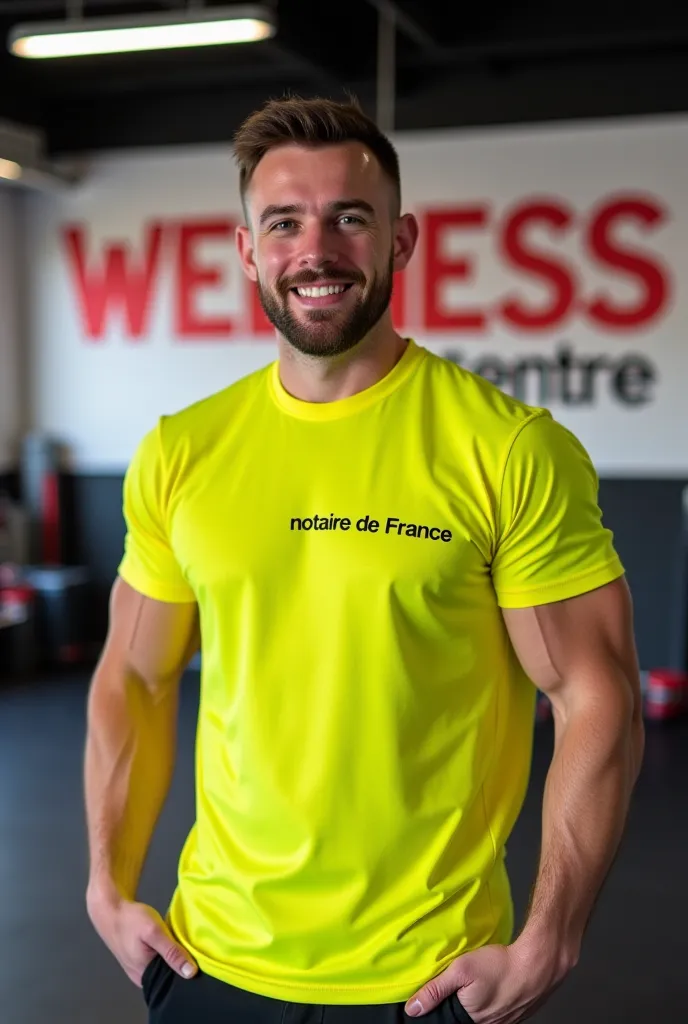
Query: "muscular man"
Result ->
[[84, 96, 644, 1024]]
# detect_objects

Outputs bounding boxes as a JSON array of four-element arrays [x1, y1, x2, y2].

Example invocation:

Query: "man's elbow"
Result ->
[[596, 668, 644, 786]]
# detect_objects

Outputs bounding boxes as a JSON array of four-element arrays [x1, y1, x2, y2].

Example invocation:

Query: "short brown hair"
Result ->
[[233, 95, 401, 214]]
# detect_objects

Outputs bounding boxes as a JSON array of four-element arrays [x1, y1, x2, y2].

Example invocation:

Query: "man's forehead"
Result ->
[[249, 141, 384, 200]]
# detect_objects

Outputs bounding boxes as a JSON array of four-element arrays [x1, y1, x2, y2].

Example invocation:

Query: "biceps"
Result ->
[[104, 576, 200, 691], [502, 577, 641, 708]]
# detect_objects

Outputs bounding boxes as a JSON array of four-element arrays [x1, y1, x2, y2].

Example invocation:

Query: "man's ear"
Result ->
[[236, 223, 258, 282], [393, 213, 419, 272]]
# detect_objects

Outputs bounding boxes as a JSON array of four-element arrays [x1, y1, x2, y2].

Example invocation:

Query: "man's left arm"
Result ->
[[406, 413, 645, 1023], [405, 581, 642, 1019], [406, 581, 644, 1024], [503, 574, 644, 977]]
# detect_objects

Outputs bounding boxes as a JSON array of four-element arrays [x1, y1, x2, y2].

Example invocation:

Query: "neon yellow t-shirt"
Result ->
[[118, 338, 624, 1004]]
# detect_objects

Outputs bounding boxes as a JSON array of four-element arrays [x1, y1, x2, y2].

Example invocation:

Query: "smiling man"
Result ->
[[84, 97, 644, 1024]]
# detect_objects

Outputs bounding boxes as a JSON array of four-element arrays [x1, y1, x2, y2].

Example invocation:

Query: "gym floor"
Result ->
[[1, 671, 686, 1024]]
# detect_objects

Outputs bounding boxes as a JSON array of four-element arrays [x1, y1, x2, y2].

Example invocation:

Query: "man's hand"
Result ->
[[87, 885, 198, 987], [404, 943, 563, 1024]]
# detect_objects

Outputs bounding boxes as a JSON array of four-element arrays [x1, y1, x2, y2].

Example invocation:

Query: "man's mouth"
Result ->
[[288, 282, 355, 307]]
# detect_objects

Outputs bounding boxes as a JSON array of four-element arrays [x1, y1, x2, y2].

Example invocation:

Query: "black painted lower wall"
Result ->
[[2, 471, 687, 672], [596, 479, 688, 671]]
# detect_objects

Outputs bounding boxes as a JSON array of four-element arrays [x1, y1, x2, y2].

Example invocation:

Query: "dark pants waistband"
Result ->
[[141, 957, 474, 1024]]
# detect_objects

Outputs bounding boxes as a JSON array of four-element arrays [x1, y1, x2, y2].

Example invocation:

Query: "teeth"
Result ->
[[297, 285, 347, 297]]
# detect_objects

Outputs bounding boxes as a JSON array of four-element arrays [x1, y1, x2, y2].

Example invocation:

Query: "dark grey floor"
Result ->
[[1, 671, 686, 1024]]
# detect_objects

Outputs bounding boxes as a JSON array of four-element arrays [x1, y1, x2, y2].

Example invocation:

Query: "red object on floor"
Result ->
[[645, 669, 688, 721], [42, 472, 61, 565], [0, 584, 35, 623]]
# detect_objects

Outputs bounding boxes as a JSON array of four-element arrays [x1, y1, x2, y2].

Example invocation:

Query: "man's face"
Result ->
[[237, 142, 414, 358]]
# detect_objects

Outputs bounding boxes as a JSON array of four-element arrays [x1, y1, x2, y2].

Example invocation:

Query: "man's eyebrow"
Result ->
[[259, 203, 305, 226], [329, 199, 376, 216]]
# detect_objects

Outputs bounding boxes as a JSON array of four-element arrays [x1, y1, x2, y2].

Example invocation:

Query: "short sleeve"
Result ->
[[117, 422, 196, 603], [491, 412, 624, 608]]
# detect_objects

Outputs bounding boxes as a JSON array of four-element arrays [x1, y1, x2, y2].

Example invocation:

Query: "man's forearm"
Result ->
[[84, 660, 178, 910], [512, 679, 643, 976]]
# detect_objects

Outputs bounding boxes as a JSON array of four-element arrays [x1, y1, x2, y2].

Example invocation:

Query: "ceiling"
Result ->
[[1, 0, 688, 154]]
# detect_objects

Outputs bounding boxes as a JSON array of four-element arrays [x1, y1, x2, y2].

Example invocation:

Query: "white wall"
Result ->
[[24, 115, 688, 475], [0, 187, 21, 473]]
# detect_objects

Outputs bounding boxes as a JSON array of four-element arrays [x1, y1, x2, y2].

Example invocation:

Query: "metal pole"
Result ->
[[366, 0, 436, 53], [376, 5, 396, 133]]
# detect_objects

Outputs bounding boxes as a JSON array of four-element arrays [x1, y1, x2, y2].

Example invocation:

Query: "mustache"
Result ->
[[279, 269, 365, 293]]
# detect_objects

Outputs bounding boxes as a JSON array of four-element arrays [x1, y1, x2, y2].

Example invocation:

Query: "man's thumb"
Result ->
[[156, 935, 198, 979], [404, 966, 460, 1017]]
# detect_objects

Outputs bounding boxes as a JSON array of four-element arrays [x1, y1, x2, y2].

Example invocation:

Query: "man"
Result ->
[[84, 97, 644, 1024]]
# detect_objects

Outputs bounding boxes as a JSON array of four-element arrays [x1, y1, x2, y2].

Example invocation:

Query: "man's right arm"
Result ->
[[84, 576, 200, 984]]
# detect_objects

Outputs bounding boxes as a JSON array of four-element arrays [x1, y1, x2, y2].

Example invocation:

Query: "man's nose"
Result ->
[[297, 223, 339, 269]]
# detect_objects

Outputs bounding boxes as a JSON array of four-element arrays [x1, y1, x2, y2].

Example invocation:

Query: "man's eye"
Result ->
[[339, 215, 363, 226], [272, 221, 296, 231]]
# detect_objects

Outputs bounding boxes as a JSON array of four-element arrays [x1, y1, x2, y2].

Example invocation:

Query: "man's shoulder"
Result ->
[[168, 362, 272, 427], [130, 361, 273, 475], [160, 361, 272, 447], [417, 343, 546, 441]]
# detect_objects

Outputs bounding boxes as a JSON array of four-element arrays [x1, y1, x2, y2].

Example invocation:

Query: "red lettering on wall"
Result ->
[[175, 220, 234, 338], [499, 200, 576, 330], [423, 206, 489, 331], [585, 196, 670, 329], [64, 192, 672, 345], [63, 222, 164, 340]]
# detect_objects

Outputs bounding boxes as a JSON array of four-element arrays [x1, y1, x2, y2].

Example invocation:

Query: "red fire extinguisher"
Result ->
[[645, 669, 688, 721]]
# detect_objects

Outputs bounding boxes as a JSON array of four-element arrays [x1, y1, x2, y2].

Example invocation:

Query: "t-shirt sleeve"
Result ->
[[117, 421, 196, 604], [491, 412, 624, 608]]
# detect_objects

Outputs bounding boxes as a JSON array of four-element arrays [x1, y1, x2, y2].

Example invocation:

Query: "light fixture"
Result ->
[[0, 119, 84, 191], [0, 158, 22, 181], [8, 4, 276, 60]]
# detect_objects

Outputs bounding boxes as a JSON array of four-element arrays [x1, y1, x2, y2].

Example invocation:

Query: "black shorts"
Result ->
[[141, 956, 474, 1024]]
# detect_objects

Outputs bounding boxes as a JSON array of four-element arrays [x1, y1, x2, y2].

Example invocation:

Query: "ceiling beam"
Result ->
[[403, 26, 688, 69]]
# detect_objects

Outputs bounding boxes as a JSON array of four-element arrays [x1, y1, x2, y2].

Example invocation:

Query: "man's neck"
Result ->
[[276, 320, 409, 405]]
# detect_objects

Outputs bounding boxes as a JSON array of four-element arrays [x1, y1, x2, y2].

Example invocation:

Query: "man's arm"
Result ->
[[405, 576, 644, 1021], [84, 576, 200, 984], [503, 574, 644, 975]]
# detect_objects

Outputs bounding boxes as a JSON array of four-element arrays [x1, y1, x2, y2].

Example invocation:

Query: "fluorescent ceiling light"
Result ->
[[0, 158, 22, 180], [9, 5, 276, 59]]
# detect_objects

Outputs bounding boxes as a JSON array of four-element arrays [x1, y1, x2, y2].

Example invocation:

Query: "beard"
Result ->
[[257, 254, 395, 358]]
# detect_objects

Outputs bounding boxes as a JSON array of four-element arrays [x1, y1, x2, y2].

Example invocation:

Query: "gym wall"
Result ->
[[17, 117, 688, 668]]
